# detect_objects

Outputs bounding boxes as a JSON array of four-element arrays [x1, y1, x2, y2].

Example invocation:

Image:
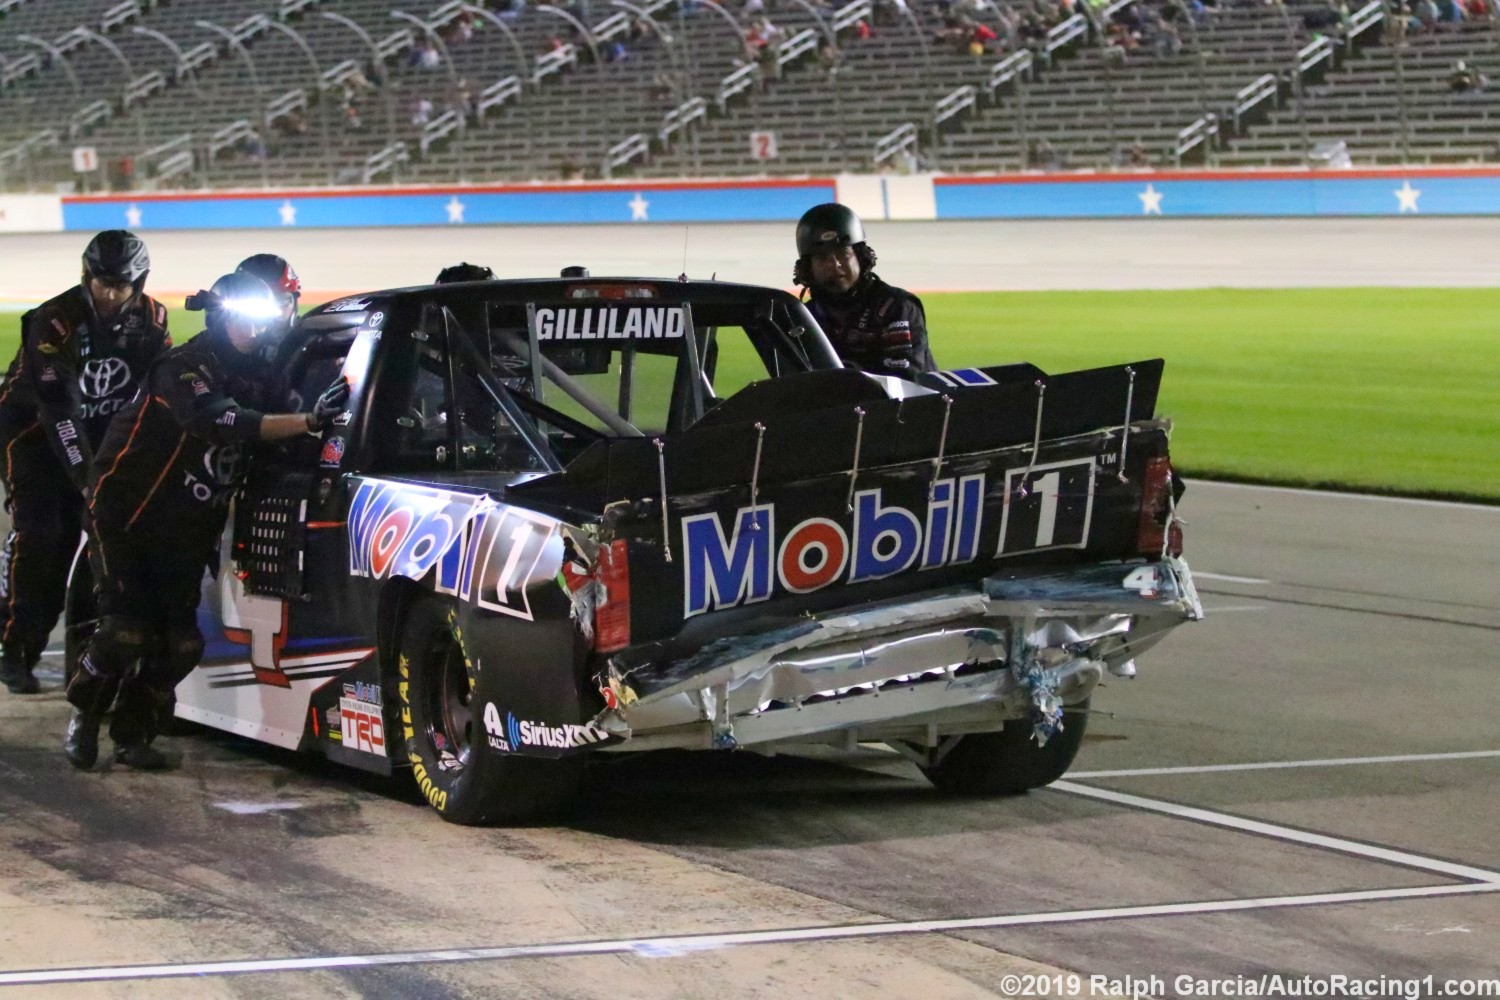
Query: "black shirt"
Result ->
[[807, 274, 936, 380]]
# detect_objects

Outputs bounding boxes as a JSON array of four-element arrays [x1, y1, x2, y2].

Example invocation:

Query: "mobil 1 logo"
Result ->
[[997, 457, 1096, 556]]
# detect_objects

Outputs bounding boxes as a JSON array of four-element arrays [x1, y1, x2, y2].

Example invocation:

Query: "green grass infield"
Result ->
[[2, 287, 1494, 502]]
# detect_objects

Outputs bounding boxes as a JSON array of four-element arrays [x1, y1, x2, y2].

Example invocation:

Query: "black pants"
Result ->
[[68, 519, 211, 745], [0, 425, 84, 669]]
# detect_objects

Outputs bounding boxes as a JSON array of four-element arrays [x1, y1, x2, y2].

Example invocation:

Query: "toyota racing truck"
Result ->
[[66, 275, 1202, 824]]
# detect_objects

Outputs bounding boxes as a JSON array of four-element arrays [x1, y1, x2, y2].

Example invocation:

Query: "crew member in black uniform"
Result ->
[[793, 203, 936, 380], [63, 272, 349, 769], [235, 253, 303, 346], [435, 262, 495, 283], [0, 230, 170, 695]]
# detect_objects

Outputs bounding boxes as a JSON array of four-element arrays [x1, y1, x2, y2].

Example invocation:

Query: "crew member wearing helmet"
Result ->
[[235, 253, 302, 344], [0, 230, 170, 695], [793, 203, 935, 380], [63, 272, 349, 770], [435, 262, 495, 284]]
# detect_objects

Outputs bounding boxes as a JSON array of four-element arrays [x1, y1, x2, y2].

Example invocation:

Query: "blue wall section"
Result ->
[[54, 170, 1500, 231], [61, 181, 837, 232], [932, 171, 1497, 219]]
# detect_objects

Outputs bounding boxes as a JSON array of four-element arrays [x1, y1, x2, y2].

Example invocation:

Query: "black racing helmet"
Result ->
[[236, 253, 302, 311], [795, 203, 866, 258], [186, 272, 282, 338], [435, 261, 495, 284], [82, 229, 150, 295]]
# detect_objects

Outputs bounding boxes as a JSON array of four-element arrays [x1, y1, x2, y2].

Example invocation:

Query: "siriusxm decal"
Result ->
[[483, 703, 609, 752], [347, 478, 559, 619], [681, 476, 986, 617], [534, 306, 686, 341]]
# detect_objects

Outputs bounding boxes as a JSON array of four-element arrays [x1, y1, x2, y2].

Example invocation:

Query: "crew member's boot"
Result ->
[[63, 666, 116, 770], [109, 678, 169, 771], [0, 643, 40, 695]]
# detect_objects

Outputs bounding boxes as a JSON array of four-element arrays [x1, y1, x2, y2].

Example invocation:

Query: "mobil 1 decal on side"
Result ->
[[681, 457, 1097, 617], [534, 305, 687, 341], [347, 478, 560, 619]]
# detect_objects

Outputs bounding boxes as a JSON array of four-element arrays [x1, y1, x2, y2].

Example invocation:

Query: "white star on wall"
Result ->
[[1138, 184, 1164, 215], [629, 192, 649, 221], [446, 196, 465, 223], [279, 200, 297, 226], [124, 204, 142, 227], [1394, 180, 1421, 214]]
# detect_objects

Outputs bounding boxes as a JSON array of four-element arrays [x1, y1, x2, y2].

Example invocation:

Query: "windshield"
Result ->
[[375, 289, 823, 476]]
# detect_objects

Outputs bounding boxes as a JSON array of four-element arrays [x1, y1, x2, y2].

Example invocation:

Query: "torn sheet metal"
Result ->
[[591, 557, 1200, 747]]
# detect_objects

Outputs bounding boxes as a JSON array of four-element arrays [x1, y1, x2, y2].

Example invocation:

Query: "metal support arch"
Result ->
[[131, 26, 202, 95], [458, 3, 531, 85], [1272, 1, 1312, 162], [391, 9, 471, 183], [1168, 0, 1214, 167], [536, 4, 603, 66], [261, 19, 336, 185], [75, 25, 149, 170], [16, 34, 83, 96], [319, 11, 401, 153], [195, 19, 272, 189]]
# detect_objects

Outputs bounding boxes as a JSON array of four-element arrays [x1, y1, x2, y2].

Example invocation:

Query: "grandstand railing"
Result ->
[[377, 28, 414, 60], [101, 1, 142, 32], [266, 89, 309, 128], [140, 133, 194, 176], [777, 29, 820, 70], [181, 42, 217, 74], [873, 122, 918, 166], [69, 100, 114, 138], [125, 70, 166, 106], [660, 97, 708, 144], [476, 76, 522, 121], [534, 45, 578, 84], [156, 149, 194, 183], [986, 50, 1033, 98], [717, 63, 757, 112], [1044, 14, 1088, 62], [832, 0, 873, 32], [207, 120, 255, 162], [362, 142, 410, 183], [321, 59, 363, 90], [603, 133, 649, 178], [1346, 0, 1384, 47], [420, 110, 464, 155], [934, 85, 978, 129], [1297, 37, 1337, 75], [1173, 114, 1219, 166], [2, 53, 43, 86], [279, 0, 320, 18], [1231, 74, 1278, 132]]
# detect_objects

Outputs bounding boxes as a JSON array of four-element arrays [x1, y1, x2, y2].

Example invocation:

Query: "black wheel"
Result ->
[[63, 545, 96, 688], [397, 591, 582, 825], [920, 700, 1091, 796]]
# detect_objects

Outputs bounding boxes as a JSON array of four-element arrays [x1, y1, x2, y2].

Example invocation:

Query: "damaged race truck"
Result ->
[[70, 275, 1201, 824]]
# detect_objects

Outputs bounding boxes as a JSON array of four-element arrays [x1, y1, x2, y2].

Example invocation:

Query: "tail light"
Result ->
[[594, 540, 632, 653], [1136, 456, 1184, 557]]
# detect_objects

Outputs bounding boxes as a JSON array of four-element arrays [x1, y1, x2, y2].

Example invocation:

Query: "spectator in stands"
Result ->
[[605, 39, 629, 62], [277, 110, 309, 138], [650, 71, 677, 101], [743, 0, 765, 15], [242, 130, 268, 160], [344, 104, 364, 131], [455, 80, 476, 118], [413, 39, 442, 70], [1029, 138, 1063, 170], [561, 156, 586, 181], [1438, 0, 1466, 20], [1410, 0, 1439, 30], [1124, 141, 1151, 168], [412, 97, 435, 127], [1449, 59, 1488, 92], [969, 18, 999, 54], [792, 204, 935, 380]]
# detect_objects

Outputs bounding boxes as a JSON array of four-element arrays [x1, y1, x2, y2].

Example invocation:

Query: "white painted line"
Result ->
[[1199, 605, 1268, 613], [1, 883, 1495, 986], [212, 801, 308, 815], [1070, 749, 1500, 780], [1051, 781, 1500, 883], [1190, 480, 1499, 513], [1195, 572, 1270, 585]]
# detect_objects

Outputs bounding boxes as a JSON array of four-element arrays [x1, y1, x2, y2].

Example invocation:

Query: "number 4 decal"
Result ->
[[1122, 565, 1160, 598], [997, 458, 1096, 556]]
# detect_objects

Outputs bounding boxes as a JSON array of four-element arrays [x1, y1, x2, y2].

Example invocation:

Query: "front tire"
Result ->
[[396, 591, 582, 825], [920, 700, 1091, 795]]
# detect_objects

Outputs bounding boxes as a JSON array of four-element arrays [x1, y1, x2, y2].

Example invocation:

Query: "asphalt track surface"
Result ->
[[0, 220, 1497, 998], [7, 217, 1500, 301]]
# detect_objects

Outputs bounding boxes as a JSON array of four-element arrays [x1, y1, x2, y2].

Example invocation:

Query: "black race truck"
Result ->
[[70, 275, 1201, 824]]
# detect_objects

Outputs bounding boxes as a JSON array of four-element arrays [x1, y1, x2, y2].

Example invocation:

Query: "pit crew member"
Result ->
[[235, 253, 302, 346], [793, 203, 935, 380], [435, 262, 495, 283], [63, 272, 348, 770], [0, 230, 170, 695]]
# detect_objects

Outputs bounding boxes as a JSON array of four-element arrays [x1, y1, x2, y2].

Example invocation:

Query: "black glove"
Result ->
[[307, 377, 350, 432]]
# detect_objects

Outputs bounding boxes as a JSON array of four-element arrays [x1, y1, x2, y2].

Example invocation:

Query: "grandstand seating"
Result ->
[[2, 0, 1499, 190]]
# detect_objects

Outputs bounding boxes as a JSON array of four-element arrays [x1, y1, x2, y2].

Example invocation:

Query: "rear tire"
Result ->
[[920, 700, 1090, 795], [397, 591, 582, 825]]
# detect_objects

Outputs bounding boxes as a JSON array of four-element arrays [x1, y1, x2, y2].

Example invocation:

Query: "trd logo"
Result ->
[[339, 697, 386, 757], [681, 476, 986, 618]]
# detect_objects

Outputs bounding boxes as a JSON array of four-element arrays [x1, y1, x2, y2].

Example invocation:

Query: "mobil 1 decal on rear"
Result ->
[[533, 304, 687, 341], [347, 478, 561, 619], [680, 458, 1096, 617]]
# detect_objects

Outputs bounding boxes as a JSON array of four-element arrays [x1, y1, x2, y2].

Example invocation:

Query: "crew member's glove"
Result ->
[[306, 377, 350, 432]]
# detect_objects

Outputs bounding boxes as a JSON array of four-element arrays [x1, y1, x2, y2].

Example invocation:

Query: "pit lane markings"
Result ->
[[1071, 748, 1500, 780], [2, 882, 1496, 987], [1191, 480, 1500, 513], [1193, 572, 1269, 585]]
